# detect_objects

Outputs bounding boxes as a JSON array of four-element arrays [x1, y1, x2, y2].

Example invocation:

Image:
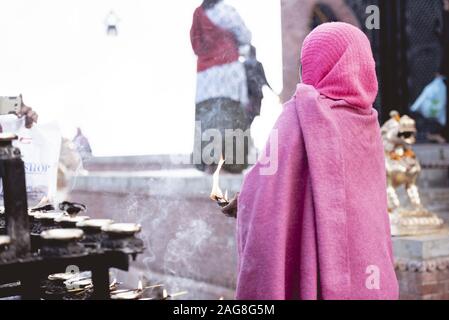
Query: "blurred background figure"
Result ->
[[410, 0, 449, 144], [190, 0, 251, 174], [57, 137, 87, 204], [243, 45, 271, 128], [73, 127, 93, 160], [105, 10, 120, 36], [310, 2, 339, 28], [442, 0, 449, 140]]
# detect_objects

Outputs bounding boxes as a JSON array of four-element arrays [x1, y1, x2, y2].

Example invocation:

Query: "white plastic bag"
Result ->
[[410, 76, 447, 126], [0, 115, 62, 206]]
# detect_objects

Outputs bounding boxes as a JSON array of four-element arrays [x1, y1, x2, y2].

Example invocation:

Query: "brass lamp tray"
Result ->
[[76, 219, 114, 230], [40, 229, 84, 241], [101, 223, 142, 236], [55, 216, 90, 224]]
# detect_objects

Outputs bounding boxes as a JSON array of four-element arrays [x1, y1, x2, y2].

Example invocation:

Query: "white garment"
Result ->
[[206, 1, 252, 46], [195, 2, 251, 105], [196, 61, 248, 105], [105, 11, 120, 26]]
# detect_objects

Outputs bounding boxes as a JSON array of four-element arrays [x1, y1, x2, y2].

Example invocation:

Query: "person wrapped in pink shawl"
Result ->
[[223, 22, 399, 300]]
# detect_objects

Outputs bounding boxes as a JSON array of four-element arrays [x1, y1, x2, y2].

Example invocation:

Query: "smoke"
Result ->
[[121, 169, 217, 295], [122, 193, 154, 264], [164, 219, 212, 269], [163, 219, 213, 292], [68, 155, 229, 297]]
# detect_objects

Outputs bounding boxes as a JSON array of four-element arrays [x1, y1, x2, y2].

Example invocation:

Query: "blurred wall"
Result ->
[[280, 0, 360, 102]]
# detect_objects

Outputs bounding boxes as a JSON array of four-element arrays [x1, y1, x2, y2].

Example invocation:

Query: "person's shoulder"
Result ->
[[193, 5, 204, 17], [270, 99, 303, 146], [194, 5, 203, 13]]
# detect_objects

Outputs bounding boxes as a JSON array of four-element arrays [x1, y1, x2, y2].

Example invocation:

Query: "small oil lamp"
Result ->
[[54, 215, 90, 228], [76, 219, 114, 248], [39, 228, 86, 257], [30, 197, 55, 213], [59, 201, 87, 216]]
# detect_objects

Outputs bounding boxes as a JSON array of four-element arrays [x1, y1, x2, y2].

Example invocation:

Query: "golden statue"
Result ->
[[381, 111, 444, 236]]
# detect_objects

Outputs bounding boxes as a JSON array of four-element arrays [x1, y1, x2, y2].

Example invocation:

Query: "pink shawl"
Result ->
[[236, 22, 399, 300]]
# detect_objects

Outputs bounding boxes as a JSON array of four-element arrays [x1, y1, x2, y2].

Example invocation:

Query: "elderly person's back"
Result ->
[[235, 22, 399, 300]]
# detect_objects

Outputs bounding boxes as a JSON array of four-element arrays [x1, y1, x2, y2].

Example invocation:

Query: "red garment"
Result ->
[[190, 6, 239, 72]]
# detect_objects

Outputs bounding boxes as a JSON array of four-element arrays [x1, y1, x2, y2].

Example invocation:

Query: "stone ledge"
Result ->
[[393, 232, 449, 260], [413, 144, 449, 168], [71, 169, 244, 197], [84, 155, 192, 171]]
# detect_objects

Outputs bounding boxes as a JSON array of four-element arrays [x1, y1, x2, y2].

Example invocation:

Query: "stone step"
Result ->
[[84, 154, 194, 172], [72, 169, 244, 197]]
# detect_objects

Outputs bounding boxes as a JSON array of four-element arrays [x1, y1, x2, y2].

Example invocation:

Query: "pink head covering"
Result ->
[[301, 22, 378, 109]]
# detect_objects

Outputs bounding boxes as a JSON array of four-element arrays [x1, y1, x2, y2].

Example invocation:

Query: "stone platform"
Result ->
[[394, 233, 449, 300]]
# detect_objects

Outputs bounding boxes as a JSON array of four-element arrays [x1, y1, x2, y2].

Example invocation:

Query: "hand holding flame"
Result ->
[[209, 157, 229, 206], [209, 156, 238, 218], [221, 193, 238, 218]]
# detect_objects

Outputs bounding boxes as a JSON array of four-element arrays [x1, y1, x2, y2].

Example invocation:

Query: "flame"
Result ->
[[109, 278, 117, 289], [138, 280, 143, 291], [163, 289, 168, 299], [210, 157, 226, 202]]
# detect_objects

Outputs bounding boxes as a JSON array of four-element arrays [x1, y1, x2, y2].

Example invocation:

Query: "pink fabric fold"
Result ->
[[236, 22, 398, 300]]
